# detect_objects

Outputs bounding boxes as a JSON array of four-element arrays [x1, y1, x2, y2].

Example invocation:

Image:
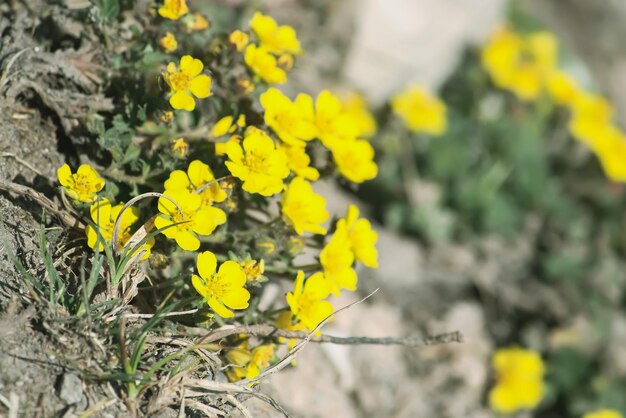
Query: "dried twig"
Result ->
[[0, 152, 44, 176], [0, 179, 84, 228], [201, 324, 462, 347]]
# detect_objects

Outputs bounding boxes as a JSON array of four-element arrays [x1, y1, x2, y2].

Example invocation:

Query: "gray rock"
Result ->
[[58, 373, 82, 405]]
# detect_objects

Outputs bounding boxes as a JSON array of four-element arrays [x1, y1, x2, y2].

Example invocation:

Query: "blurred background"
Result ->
[[202, 0, 626, 416]]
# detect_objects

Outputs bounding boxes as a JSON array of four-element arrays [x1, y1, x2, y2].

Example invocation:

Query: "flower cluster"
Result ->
[[489, 346, 545, 414], [482, 26, 626, 183], [56, 4, 381, 385]]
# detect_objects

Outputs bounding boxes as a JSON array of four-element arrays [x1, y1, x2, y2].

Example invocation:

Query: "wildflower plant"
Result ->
[[41, 3, 385, 413]]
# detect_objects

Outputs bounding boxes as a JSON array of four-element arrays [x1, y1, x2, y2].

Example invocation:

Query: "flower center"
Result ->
[[245, 151, 271, 173], [71, 173, 94, 195], [172, 209, 194, 231], [168, 70, 191, 92], [205, 274, 231, 299]]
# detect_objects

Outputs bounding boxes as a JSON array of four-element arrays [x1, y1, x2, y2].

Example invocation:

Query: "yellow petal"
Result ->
[[197, 251, 217, 279], [208, 297, 234, 318], [190, 75, 212, 99], [154, 215, 177, 239], [57, 164, 72, 187], [179, 55, 203, 77], [170, 91, 196, 111], [174, 230, 200, 251], [187, 160, 214, 188], [192, 207, 226, 236], [221, 287, 251, 310], [164, 170, 191, 192], [191, 274, 211, 299], [218, 261, 247, 286]]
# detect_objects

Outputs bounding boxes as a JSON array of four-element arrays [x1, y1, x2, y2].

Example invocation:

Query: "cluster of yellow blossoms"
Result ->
[[391, 85, 447, 135], [56, 3, 382, 383], [482, 26, 626, 183]]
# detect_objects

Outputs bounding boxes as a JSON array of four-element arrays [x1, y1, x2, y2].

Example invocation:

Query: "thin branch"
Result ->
[[0, 152, 44, 176], [0, 179, 84, 228], [194, 176, 234, 195]]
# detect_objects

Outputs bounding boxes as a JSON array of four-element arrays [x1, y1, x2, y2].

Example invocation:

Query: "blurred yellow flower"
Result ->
[[281, 177, 329, 235], [489, 347, 545, 414], [592, 129, 626, 183], [275, 310, 306, 349], [226, 343, 274, 381], [320, 232, 357, 296], [546, 70, 580, 106], [192, 251, 250, 318], [163, 55, 212, 111], [279, 143, 319, 181], [154, 189, 226, 251], [57, 163, 105, 203], [170, 137, 188, 159], [158, 0, 188, 20], [331, 139, 378, 183], [229, 30, 249, 52], [249, 11, 302, 55], [568, 93, 614, 145], [159, 32, 178, 53], [211, 114, 246, 138], [341, 92, 377, 138], [391, 85, 447, 135], [241, 259, 264, 281], [582, 410, 624, 418], [225, 127, 289, 196], [164, 160, 227, 206], [185, 12, 209, 32], [481, 27, 558, 101], [244, 44, 287, 84], [337, 205, 378, 268], [286, 271, 333, 331], [315, 90, 359, 149], [261, 88, 317, 146]]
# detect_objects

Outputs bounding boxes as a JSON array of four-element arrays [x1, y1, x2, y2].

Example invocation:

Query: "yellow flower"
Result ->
[[592, 129, 626, 183], [391, 85, 447, 135], [583, 410, 624, 418], [337, 205, 378, 268], [286, 271, 333, 331], [481, 27, 558, 101], [279, 143, 319, 181], [489, 347, 545, 414], [185, 12, 209, 32], [281, 177, 329, 235], [320, 231, 357, 296], [546, 70, 581, 106], [331, 139, 378, 183], [241, 259, 264, 281], [154, 189, 226, 251], [160, 110, 174, 123], [277, 54, 294, 71], [158, 0, 188, 20], [249, 11, 302, 55], [225, 127, 290, 196], [215, 135, 241, 157], [237, 78, 255, 95], [229, 30, 249, 52], [261, 88, 317, 146], [341, 92, 377, 138], [57, 163, 105, 203], [275, 311, 306, 349], [159, 32, 178, 53], [569, 93, 614, 145], [244, 44, 287, 84], [226, 343, 274, 381], [315, 90, 360, 149], [164, 160, 227, 206], [211, 114, 246, 138], [163, 55, 212, 111], [86, 199, 153, 258], [170, 137, 188, 159], [191, 251, 250, 318]]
